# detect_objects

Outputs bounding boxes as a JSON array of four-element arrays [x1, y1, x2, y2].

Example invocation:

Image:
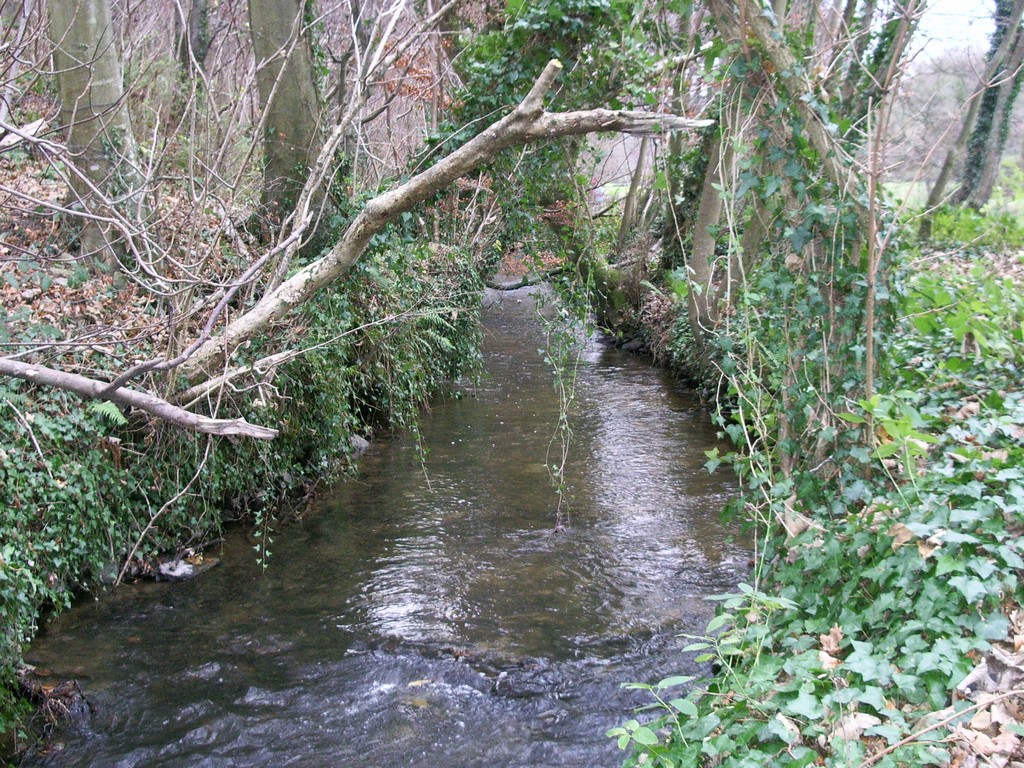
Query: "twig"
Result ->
[[3, 398, 54, 481], [116, 439, 213, 585], [859, 689, 1024, 767]]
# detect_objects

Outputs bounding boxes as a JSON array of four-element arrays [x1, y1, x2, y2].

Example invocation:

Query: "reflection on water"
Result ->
[[24, 288, 748, 767]]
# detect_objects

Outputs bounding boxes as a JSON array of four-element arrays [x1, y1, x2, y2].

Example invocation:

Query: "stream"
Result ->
[[23, 287, 748, 767]]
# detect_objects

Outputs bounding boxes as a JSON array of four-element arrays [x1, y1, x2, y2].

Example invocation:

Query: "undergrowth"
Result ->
[[926, 205, 1024, 253], [0, 235, 482, 746], [611, 255, 1024, 767]]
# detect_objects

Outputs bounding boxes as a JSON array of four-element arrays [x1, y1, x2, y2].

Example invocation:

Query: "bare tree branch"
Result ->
[[0, 358, 278, 439], [180, 59, 712, 376]]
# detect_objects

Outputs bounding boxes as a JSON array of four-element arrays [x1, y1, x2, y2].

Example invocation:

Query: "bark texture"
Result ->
[[248, 0, 324, 222], [49, 0, 145, 263]]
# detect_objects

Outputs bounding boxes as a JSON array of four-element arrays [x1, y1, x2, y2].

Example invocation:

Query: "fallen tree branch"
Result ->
[[485, 266, 567, 290], [858, 689, 1024, 768], [179, 59, 713, 376], [0, 358, 278, 439]]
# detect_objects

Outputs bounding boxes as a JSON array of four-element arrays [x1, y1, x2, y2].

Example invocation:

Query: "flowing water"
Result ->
[[23, 288, 748, 767]]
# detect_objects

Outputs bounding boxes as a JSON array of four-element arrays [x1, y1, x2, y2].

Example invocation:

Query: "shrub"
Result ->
[[0, 237, 483, 741], [927, 205, 1024, 252]]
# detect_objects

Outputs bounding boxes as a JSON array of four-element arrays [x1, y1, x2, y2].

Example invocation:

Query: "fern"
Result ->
[[88, 400, 128, 426]]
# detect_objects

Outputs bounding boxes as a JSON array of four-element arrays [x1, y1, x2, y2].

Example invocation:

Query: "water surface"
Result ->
[[25, 288, 747, 767]]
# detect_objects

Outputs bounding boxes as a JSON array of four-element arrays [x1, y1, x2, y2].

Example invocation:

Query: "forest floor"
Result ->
[[915, 246, 1024, 285]]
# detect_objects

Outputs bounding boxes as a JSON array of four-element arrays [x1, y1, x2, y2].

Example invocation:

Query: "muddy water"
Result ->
[[24, 288, 748, 767]]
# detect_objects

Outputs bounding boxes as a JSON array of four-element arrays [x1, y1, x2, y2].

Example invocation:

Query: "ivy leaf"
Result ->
[[767, 713, 801, 744], [864, 723, 903, 744], [785, 683, 824, 720], [935, 555, 966, 577], [949, 575, 988, 604], [845, 641, 893, 684], [857, 686, 887, 711]]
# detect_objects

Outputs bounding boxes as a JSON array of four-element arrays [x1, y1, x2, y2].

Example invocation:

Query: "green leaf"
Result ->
[[785, 683, 823, 720], [864, 723, 903, 744], [657, 675, 693, 689], [948, 575, 988, 603], [935, 555, 965, 577], [631, 726, 659, 746], [837, 412, 867, 424], [669, 697, 699, 718], [845, 641, 892, 684], [88, 401, 128, 426], [707, 612, 734, 633], [683, 642, 712, 652], [783, 750, 819, 768], [857, 686, 887, 711], [872, 442, 902, 459]]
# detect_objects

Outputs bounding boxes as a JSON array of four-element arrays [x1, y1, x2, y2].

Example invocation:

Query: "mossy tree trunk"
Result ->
[[49, 0, 146, 266], [951, 5, 1024, 210], [919, 0, 1024, 237], [971, 42, 1024, 207], [934, 0, 1024, 212]]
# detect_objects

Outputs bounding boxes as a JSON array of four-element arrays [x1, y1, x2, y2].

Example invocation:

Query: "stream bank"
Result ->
[[20, 287, 748, 766]]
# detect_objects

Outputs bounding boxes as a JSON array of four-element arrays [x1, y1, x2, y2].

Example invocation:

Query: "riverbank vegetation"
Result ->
[[0, 224, 484, 736], [603, 3, 1024, 766], [2, 0, 1024, 763], [611, 236, 1024, 768]]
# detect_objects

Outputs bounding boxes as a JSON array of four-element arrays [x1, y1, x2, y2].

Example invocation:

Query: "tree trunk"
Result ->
[[615, 137, 650, 255], [963, 30, 1024, 208], [920, 0, 1024, 236], [49, 0, 145, 266], [0, 0, 34, 127], [175, 0, 211, 75], [660, 51, 704, 273], [838, 0, 877, 106], [951, 0, 1024, 208], [248, 0, 324, 228], [842, 2, 920, 125], [687, 131, 731, 345]]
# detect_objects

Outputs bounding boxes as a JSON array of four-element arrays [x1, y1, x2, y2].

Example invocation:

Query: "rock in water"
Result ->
[[157, 556, 219, 581]]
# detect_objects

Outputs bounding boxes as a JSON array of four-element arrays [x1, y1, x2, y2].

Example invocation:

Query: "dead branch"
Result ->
[[0, 358, 278, 439], [485, 266, 568, 290], [180, 59, 713, 376]]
